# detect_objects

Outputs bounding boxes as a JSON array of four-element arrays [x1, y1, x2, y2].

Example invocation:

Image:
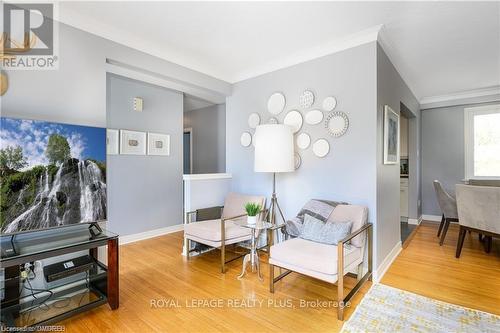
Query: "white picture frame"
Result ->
[[106, 129, 119, 155], [147, 132, 170, 156], [120, 129, 147, 155], [383, 105, 400, 164]]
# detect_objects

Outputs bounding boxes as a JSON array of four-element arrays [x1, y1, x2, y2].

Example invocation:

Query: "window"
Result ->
[[464, 104, 500, 179]]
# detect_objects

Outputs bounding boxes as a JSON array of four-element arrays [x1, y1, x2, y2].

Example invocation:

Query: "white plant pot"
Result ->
[[247, 215, 258, 225]]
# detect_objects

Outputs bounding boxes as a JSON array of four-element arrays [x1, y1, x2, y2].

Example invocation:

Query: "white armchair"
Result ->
[[269, 204, 373, 320], [184, 192, 266, 273], [455, 184, 500, 257]]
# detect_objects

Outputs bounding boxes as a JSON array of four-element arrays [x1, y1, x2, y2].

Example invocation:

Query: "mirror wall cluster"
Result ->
[[240, 89, 350, 168]]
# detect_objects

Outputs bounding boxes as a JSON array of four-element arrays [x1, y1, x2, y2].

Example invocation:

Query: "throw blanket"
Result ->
[[285, 199, 347, 237]]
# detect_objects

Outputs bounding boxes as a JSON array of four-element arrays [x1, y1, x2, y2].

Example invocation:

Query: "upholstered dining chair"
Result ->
[[455, 184, 500, 258], [269, 204, 372, 321], [433, 180, 459, 246], [184, 192, 266, 273]]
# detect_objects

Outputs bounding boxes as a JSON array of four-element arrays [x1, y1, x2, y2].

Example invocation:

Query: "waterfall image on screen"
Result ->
[[0, 117, 107, 234]]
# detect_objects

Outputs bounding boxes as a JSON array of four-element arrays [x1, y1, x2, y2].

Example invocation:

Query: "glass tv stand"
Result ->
[[0, 224, 119, 329]]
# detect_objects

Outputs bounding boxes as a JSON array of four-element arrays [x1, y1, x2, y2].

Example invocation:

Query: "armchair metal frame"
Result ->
[[269, 223, 373, 321], [185, 208, 268, 273]]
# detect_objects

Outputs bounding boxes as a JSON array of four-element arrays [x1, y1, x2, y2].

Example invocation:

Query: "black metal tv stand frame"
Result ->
[[0, 224, 119, 329]]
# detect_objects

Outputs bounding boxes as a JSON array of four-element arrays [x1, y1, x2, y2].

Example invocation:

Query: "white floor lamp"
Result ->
[[254, 124, 295, 227]]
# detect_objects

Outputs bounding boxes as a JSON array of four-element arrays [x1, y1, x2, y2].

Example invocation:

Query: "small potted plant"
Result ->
[[244, 202, 261, 225]]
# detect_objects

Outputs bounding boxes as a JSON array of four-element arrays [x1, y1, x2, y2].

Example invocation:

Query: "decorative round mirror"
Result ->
[[322, 96, 337, 111], [248, 113, 261, 129], [296, 133, 311, 150], [267, 92, 286, 115], [283, 110, 303, 133], [305, 109, 323, 125], [299, 90, 315, 108], [240, 132, 252, 147], [268, 117, 279, 124], [325, 111, 349, 137], [294, 153, 302, 170], [313, 139, 330, 158]]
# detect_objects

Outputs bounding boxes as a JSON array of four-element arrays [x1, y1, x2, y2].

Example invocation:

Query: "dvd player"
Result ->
[[43, 255, 95, 282]]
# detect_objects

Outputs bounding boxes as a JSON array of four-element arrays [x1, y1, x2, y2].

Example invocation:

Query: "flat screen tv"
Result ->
[[0, 117, 106, 234]]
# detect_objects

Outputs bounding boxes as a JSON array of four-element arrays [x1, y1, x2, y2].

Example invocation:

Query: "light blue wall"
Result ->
[[376, 45, 420, 261], [421, 100, 500, 216], [226, 42, 379, 259], [107, 74, 183, 235], [184, 104, 226, 174]]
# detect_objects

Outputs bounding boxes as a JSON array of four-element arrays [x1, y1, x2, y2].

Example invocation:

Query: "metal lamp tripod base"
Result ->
[[268, 173, 286, 226]]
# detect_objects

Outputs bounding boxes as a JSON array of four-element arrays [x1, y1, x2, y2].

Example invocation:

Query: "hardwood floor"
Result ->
[[382, 221, 500, 316], [60, 222, 500, 332]]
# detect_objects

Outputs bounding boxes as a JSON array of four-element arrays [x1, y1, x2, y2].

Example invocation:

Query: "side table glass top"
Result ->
[[232, 219, 274, 230]]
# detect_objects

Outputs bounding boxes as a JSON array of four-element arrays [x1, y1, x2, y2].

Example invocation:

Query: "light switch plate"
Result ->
[[133, 97, 143, 112]]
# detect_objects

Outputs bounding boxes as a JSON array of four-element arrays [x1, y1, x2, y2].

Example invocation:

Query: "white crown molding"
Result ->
[[230, 24, 383, 83], [420, 86, 500, 110], [58, 6, 384, 84], [58, 6, 233, 83]]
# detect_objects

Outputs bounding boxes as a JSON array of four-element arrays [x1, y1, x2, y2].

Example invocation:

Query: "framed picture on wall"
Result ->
[[107, 129, 119, 155], [147, 132, 170, 156], [120, 129, 147, 155], [383, 105, 400, 164]]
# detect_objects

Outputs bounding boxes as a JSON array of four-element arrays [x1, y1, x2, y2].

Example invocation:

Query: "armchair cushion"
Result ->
[[270, 237, 362, 278], [327, 205, 368, 247], [222, 192, 266, 220], [184, 218, 250, 242], [300, 214, 353, 245]]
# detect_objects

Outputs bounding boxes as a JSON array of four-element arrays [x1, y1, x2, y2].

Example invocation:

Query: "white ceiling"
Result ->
[[60, 2, 500, 100]]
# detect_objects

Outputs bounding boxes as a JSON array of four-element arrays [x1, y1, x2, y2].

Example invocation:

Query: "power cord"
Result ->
[[16, 262, 93, 325]]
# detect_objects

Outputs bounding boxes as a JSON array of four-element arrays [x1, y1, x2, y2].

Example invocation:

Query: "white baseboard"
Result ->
[[421, 214, 442, 222], [120, 224, 184, 245], [373, 241, 402, 282], [407, 216, 422, 225]]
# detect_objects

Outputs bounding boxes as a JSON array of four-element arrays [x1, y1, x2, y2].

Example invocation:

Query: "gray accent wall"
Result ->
[[226, 43, 380, 263], [107, 74, 183, 236], [184, 104, 226, 174], [421, 100, 500, 216], [376, 45, 420, 261]]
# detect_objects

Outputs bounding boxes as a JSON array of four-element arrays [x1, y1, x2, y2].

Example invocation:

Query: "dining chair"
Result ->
[[455, 184, 500, 258], [433, 180, 459, 246]]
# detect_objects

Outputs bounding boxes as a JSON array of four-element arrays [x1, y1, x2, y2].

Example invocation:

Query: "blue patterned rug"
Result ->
[[341, 284, 500, 333]]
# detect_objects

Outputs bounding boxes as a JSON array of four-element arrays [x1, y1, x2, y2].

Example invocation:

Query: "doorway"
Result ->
[[399, 104, 417, 245], [183, 128, 193, 174]]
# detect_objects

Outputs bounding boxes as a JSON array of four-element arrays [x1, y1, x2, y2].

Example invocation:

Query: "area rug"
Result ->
[[341, 283, 500, 333]]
